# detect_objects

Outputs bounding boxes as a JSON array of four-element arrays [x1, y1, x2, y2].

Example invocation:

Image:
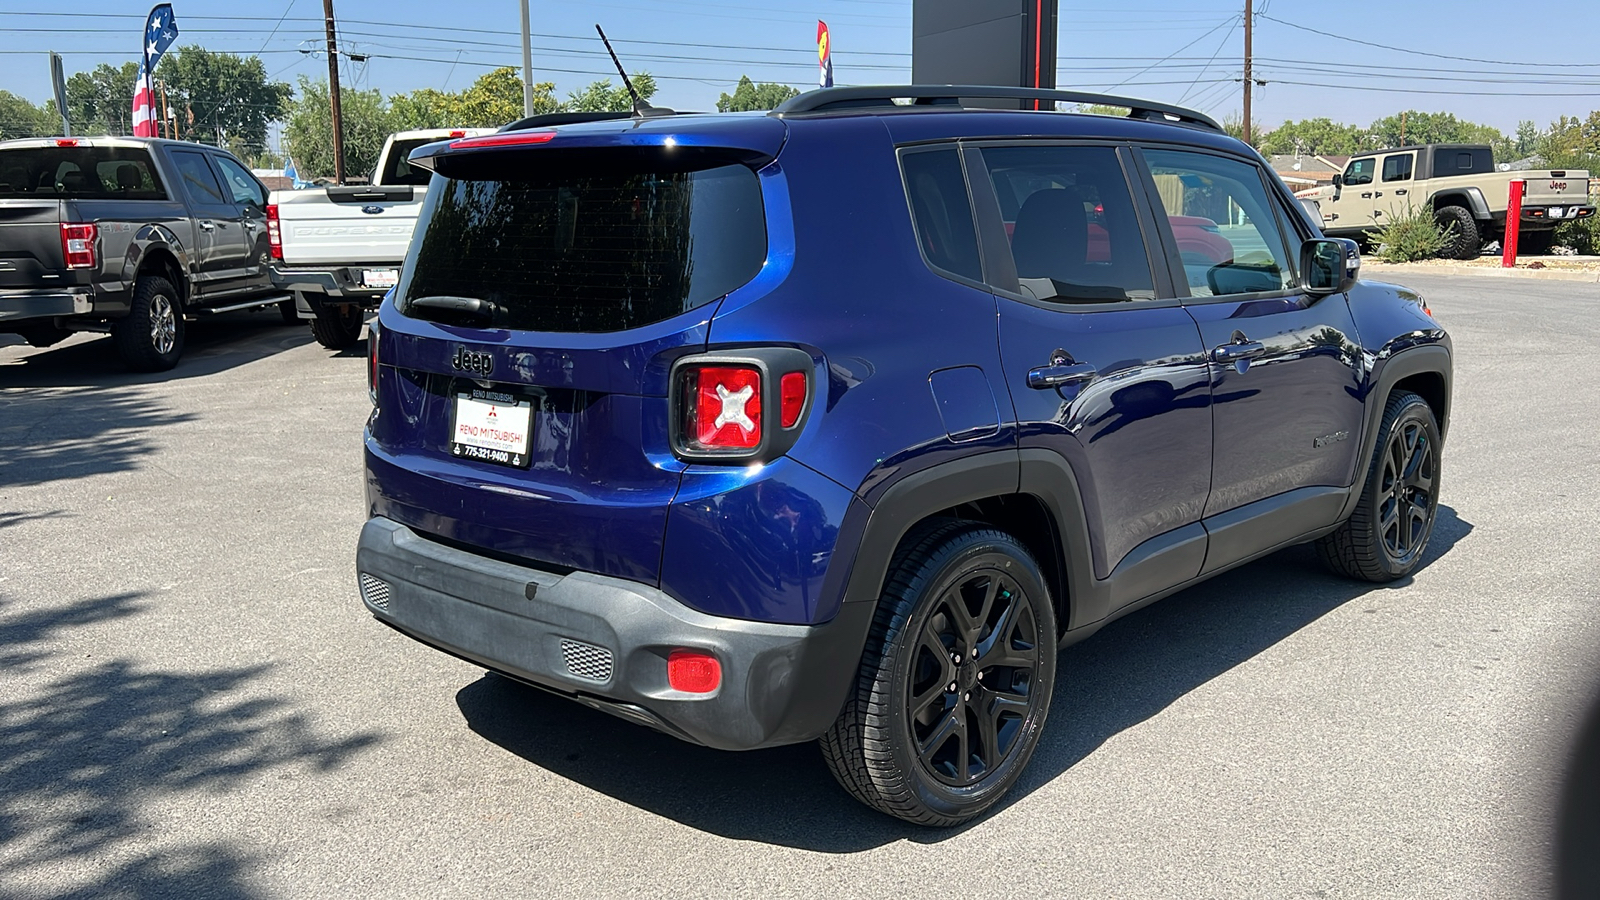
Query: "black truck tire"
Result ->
[[309, 302, 364, 350], [1435, 206, 1481, 260], [112, 275, 185, 371], [821, 521, 1057, 826]]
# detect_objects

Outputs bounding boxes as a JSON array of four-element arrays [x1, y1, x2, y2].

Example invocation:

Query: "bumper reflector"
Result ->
[[667, 650, 721, 693]]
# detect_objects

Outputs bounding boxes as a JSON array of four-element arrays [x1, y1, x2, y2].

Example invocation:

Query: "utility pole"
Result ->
[[323, 0, 346, 184], [520, 0, 534, 117], [1242, 0, 1253, 145]]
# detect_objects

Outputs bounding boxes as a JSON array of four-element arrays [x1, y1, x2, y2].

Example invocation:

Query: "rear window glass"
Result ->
[[377, 138, 440, 186], [398, 162, 767, 333], [0, 147, 167, 200]]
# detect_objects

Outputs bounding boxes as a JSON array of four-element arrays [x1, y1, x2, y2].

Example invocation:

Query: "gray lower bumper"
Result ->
[[355, 517, 871, 751], [270, 265, 390, 304], [0, 288, 92, 323]]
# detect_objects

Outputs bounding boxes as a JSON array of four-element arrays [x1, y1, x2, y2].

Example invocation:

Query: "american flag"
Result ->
[[131, 4, 179, 138]]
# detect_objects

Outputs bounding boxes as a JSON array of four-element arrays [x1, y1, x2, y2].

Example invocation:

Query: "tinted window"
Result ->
[[1343, 158, 1375, 186], [978, 145, 1154, 302], [0, 147, 167, 200], [1145, 149, 1295, 298], [378, 138, 442, 186], [1382, 154, 1414, 182], [214, 155, 265, 206], [170, 151, 226, 205], [900, 148, 982, 282], [1434, 146, 1491, 174], [399, 162, 766, 333]]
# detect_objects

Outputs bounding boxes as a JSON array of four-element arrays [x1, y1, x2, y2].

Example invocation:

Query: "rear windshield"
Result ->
[[0, 147, 168, 200], [398, 161, 767, 333]]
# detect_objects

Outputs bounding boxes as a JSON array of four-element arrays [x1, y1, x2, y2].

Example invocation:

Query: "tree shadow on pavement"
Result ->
[[0, 310, 314, 390], [0, 386, 198, 489], [457, 506, 1473, 853], [0, 592, 383, 897]]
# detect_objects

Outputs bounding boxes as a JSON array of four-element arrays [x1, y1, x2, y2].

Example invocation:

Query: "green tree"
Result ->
[[1258, 117, 1363, 156], [0, 90, 56, 140], [716, 76, 799, 112], [283, 76, 392, 180], [391, 69, 560, 129], [158, 48, 292, 156], [565, 73, 656, 113], [1365, 110, 1511, 159], [1513, 120, 1542, 159], [64, 62, 140, 135], [1220, 112, 1263, 147]]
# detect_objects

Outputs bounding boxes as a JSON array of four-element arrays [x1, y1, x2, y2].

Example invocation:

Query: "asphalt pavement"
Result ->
[[1, 274, 1596, 898]]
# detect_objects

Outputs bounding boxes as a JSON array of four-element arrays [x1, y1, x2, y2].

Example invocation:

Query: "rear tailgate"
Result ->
[[366, 116, 786, 585], [0, 200, 66, 289], [1524, 170, 1591, 209], [273, 185, 420, 266]]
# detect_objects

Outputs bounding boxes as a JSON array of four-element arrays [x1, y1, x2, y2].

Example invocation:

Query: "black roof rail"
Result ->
[[772, 84, 1222, 132]]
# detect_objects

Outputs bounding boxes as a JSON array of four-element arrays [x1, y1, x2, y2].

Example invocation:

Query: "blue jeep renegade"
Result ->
[[355, 86, 1451, 826]]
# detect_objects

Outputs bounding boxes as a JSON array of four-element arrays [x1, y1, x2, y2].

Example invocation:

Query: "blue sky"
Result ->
[[4, 0, 1598, 145]]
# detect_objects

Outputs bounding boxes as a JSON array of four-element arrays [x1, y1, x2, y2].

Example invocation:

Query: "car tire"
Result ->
[[820, 521, 1057, 826], [278, 299, 301, 325], [309, 302, 364, 350], [112, 275, 184, 371], [1435, 206, 1481, 260], [1317, 390, 1442, 582]]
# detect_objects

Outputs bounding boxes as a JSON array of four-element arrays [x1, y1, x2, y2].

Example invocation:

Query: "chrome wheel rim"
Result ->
[[906, 564, 1042, 787], [150, 294, 177, 355]]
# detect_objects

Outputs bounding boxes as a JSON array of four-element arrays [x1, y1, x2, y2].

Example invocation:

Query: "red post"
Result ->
[[1503, 179, 1525, 267]]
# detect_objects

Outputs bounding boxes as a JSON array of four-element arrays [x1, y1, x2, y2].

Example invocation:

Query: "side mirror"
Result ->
[[1331, 173, 1343, 187], [1301, 238, 1361, 295], [1299, 198, 1326, 230]]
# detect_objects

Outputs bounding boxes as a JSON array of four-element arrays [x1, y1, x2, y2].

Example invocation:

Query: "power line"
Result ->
[[1259, 14, 1600, 68], [1177, 16, 1238, 103], [1103, 15, 1239, 90]]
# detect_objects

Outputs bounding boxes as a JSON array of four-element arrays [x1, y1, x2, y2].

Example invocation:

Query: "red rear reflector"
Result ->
[[667, 650, 721, 693], [448, 130, 467, 138], [449, 130, 557, 149], [367, 321, 380, 405], [60, 223, 97, 268], [55, 138, 80, 147], [780, 371, 807, 428], [265, 203, 282, 260], [688, 365, 761, 449]]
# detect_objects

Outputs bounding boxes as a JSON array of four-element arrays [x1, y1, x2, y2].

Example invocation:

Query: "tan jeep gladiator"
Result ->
[[1309, 143, 1593, 258]]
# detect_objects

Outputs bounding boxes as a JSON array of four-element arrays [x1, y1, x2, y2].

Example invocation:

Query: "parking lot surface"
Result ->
[[2, 273, 1596, 898]]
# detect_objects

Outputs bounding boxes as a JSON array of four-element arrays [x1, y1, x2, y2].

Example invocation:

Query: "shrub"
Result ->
[[1369, 204, 1453, 262], [1552, 214, 1600, 256]]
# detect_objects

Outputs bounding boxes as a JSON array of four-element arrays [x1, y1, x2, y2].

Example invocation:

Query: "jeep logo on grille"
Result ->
[[451, 347, 494, 376]]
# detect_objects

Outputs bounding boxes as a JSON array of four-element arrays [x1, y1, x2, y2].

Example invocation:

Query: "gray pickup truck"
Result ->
[[0, 136, 291, 371]]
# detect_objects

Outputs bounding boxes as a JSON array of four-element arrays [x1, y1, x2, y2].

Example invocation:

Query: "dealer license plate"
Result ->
[[1549, 207, 1567, 219], [450, 389, 533, 469], [362, 268, 399, 289]]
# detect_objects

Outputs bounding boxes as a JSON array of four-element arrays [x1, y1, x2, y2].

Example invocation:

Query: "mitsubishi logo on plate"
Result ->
[[451, 347, 494, 376]]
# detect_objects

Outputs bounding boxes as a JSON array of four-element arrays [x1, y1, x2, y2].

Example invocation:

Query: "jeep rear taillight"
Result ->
[[684, 365, 762, 450], [265, 203, 282, 260], [60, 223, 97, 269]]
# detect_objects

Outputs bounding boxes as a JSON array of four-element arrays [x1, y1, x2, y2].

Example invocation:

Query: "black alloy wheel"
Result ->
[[1318, 390, 1442, 582], [821, 523, 1057, 826], [908, 564, 1043, 787]]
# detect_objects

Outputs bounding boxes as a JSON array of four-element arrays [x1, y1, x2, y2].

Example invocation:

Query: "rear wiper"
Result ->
[[407, 295, 497, 325]]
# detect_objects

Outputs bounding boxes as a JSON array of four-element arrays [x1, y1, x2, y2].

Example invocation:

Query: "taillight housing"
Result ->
[[265, 203, 282, 260], [367, 319, 380, 406], [670, 349, 813, 463], [60, 223, 97, 269]]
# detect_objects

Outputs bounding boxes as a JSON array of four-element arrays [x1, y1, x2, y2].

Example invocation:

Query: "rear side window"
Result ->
[[170, 151, 227, 206], [0, 147, 167, 200], [900, 147, 982, 282], [978, 145, 1155, 302], [1382, 154, 1414, 182], [399, 161, 766, 333]]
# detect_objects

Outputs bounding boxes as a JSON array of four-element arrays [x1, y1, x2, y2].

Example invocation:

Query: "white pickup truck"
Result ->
[[268, 128, 492, 348]]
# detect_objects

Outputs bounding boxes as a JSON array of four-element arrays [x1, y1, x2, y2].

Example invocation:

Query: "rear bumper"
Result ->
[[1520, 205, 1595, 223], [0, 287, 93, 324], [270, 264, 393, 305], [356, 516, 872, 751]]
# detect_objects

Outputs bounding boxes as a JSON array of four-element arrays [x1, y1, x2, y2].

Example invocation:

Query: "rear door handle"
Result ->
[[199, 220, 215, 231], [1360, 192, 1373, 199], [1394, 189, 1408, 196], [1211, 340, 1265, 363], [1027, 362, 1097, 389]]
